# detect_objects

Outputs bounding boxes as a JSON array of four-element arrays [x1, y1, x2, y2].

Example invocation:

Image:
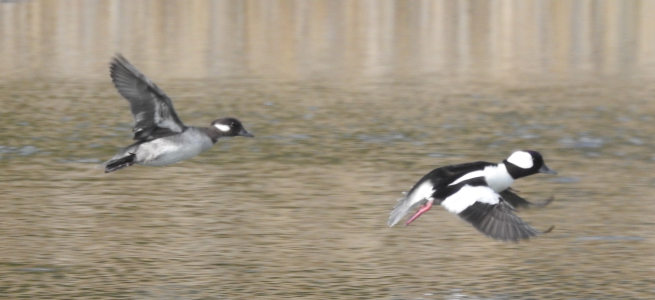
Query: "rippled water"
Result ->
[[2, 1, 655, 299]]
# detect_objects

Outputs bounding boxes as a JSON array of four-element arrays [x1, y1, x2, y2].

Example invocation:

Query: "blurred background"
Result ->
[[1, 0, 654, 299]]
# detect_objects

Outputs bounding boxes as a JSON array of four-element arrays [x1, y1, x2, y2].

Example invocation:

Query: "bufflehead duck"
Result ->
[[388, 150, 556, 242], [101, 54, 253, 173]]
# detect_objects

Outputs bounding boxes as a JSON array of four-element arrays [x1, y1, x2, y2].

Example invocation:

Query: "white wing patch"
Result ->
[[448, 170, 484, 186], [441, 185, 500, 214], [507, 151, 533, 169], [214, 123, 231, 132]]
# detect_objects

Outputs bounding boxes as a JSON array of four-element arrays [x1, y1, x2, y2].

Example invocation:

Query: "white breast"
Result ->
[[483, 164, 514, 192]]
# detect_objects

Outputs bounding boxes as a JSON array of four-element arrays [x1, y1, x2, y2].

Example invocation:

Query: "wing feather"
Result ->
[[110, 54, 186, 140], [499, 188, 554, 209], [444, 186, 544, 242]]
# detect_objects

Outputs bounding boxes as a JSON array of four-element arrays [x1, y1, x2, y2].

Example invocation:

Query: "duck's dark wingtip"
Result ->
[[543, 225, 555, 234], [110, 54, 132, 70], [531, 196, 555, 208]]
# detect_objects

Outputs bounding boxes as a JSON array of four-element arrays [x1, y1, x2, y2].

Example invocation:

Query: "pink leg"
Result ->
[[404, 200, 434, 226]]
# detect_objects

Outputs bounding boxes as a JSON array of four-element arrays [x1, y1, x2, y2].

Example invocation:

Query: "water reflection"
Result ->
[[1, 1, 655, 299], [1, 0, 655, 81]]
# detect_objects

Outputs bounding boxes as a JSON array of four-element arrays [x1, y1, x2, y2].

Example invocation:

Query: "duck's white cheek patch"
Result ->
[[214, 124, 231, 132], [507, 151, 533, 169]]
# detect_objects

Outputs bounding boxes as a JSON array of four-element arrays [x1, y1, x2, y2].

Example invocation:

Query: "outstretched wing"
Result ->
[[441, 185, 544, 242], [110, 54, 186, 141]]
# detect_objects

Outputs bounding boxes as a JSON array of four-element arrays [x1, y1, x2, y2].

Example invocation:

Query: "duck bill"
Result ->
[[539, 164, 557, 175], [238, 129, 254, 137], [404, 200, 434, 226]]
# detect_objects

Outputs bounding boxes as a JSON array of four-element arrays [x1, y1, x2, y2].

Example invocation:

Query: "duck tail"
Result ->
[[388, 194, 428, 227], [103, 153, 136, 173]]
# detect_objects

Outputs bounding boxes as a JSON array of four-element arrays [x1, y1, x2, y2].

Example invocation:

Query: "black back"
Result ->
[[424, 161, 494, 185], [408, 161, 494, 200]]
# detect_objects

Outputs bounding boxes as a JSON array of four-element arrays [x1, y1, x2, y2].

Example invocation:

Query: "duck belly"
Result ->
[[135, 136, 213, 166]]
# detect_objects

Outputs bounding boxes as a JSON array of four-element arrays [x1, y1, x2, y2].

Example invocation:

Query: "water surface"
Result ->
[[1, 1, 655, 299]]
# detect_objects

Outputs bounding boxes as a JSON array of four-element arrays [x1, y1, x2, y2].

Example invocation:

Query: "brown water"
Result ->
[[1, 1, 655, 299]]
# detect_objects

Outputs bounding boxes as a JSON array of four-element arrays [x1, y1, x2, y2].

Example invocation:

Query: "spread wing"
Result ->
[[442, 185, 544, 242], [110, 54, 186, 141]]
